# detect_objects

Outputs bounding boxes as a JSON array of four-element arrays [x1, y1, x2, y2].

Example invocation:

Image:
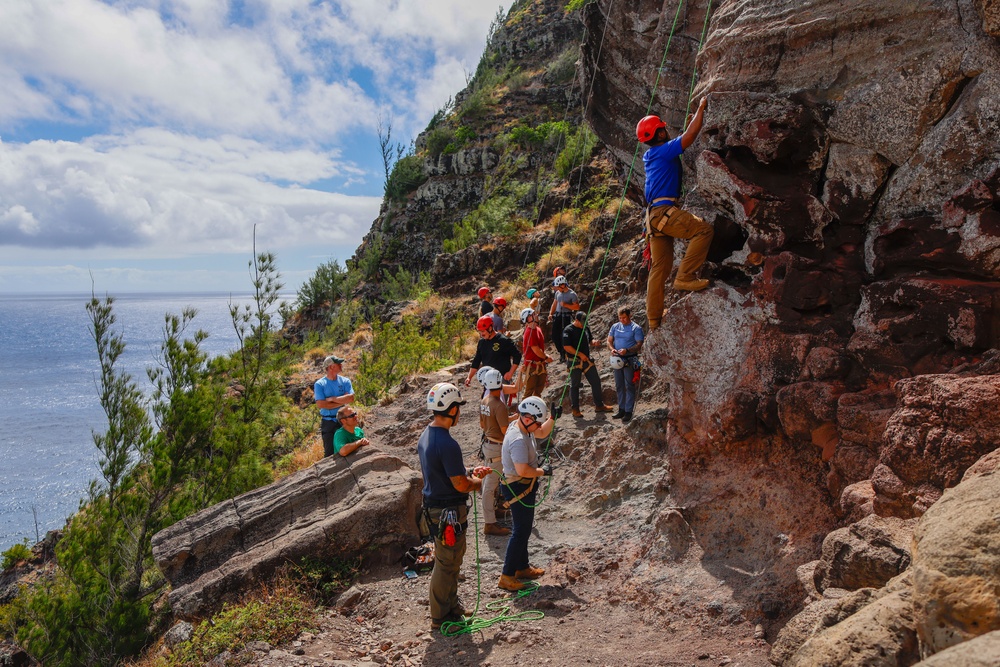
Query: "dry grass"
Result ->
[[304, 347, 327, 364], [275, 440, 324, 479]]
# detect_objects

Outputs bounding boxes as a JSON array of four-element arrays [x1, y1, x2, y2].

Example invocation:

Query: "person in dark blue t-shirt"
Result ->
[[637, 96, 714, 330], [417, 382, 491, 632]]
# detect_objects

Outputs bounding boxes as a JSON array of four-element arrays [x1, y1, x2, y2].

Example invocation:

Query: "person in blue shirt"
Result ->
[[314, 355, 355, 458], [638, 96, 713, 330], [606, 306, 645, 423]]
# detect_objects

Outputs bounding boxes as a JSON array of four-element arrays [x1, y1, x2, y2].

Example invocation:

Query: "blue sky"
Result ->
[[0, 0, 513, 294]]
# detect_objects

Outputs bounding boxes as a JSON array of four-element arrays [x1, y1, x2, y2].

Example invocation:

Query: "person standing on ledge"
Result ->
[[314, 355, 355, 458], [638, 96, 714, 330]]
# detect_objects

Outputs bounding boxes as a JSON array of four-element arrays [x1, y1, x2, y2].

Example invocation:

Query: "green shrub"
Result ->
[[296, 259, 348, 313], [382, 267, 432, 302], [442, 194, 521, 253], [507, 121, 570, 151], [288, 556, 361, 605], [425, 126, 455, 160], [546, 45, 579, 84], [1, 540, 31, 571], [457, 86, 493, 121], [384, 155, 426, 202], [506, 69, 530, 92], [565, 0, 596, 12], [324, 299, 362, 347], [555, 125, 598, 178], [356, 311, 466, 405]]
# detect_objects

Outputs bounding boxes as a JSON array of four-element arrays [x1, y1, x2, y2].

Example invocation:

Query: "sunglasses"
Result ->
[[341, 413, 357, 419]]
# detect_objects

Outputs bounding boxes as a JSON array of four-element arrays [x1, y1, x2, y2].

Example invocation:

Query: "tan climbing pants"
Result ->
[[427, 505, 468, 622], [645, 205, 714, 330]]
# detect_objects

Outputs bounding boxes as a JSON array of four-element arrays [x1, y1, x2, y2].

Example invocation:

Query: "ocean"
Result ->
[[0, 292, 291, 552]]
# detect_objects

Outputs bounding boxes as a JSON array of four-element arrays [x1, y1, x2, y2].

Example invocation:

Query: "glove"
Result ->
[[550, 403, 562, 420], [541, 464, 553, 477]]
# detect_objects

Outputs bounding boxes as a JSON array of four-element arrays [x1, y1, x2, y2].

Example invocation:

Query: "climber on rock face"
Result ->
[[638, 96, 714, 330]]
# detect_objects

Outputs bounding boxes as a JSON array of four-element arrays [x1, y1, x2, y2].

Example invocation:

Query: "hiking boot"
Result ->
[[571, 409, 584, 418], [594, 404, 614, 413], [673, 278, 710, 291], [622, 411, 633, 424], [514, 565, 545, 579], [612, 411, 625, 419], [431, 613, 467, 630], [498, 574, 527, 591], [484, 522, 510, 536]]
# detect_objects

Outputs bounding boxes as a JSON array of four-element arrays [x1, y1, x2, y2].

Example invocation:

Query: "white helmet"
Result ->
[[475, 366, 495, 384], [609, 355, 626, 370], [427, 382, 466, 413], [520, 307, 535, 324], [553, 276, 567, 287], [479, 368, 504, 391], [518, 396, 547, 422]]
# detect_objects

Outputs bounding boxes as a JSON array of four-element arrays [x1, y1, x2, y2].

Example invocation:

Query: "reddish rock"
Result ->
[[775, 382, 844, 460], [813, 515, 917, 593], [821, 144, 893, 226]]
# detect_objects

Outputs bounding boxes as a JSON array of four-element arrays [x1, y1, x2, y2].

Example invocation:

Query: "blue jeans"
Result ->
[[501, 479, 537, 576], [613, 364, 638, 412]]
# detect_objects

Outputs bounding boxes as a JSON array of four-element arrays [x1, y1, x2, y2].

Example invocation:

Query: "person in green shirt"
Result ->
[[333, 406, 370, 456]]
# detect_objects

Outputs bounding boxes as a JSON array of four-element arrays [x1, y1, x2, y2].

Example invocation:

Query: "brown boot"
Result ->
[[673, 278, 710, 291], [484, 523, 510, 536], [571, 409, 584, 418], [594, 404, 614, 413], [514, 565, 545, 579], [499, 574, 527, 591]]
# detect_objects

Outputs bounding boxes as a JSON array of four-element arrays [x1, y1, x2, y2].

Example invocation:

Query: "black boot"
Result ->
[[621, 411, 633, 423], [612, 411, 624, 419]]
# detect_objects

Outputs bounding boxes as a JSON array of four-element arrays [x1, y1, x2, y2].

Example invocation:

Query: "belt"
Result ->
[[650, 197, 676, 208], [487, 438, 503, 444], [322, 417, 339, 421]]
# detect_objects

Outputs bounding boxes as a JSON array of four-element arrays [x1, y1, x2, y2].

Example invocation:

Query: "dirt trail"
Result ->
[[244, 360, 773, 667]]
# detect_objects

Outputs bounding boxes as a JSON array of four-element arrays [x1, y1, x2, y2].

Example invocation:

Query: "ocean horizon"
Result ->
[[0, 291, 294, 552]]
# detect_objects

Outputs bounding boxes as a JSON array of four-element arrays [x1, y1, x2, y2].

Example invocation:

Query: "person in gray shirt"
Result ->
[[547, 276, 579, 363]]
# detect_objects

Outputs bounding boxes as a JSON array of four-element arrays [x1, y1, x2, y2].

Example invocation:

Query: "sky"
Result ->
[[0, 0, 514, 294]]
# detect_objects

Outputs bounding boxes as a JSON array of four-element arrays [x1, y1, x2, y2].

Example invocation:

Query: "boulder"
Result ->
[[152, 448, 423, 618], [785, 576, 919, 667], [873, 374, 1000, 517], [813, 515, 917, 593], [912, 630, 1000, 666], [911, 462, 1000, 655], [769, 587, 880, 666]]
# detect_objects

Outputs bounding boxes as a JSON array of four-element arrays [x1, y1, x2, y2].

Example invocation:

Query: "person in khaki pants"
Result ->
[[637, 97, 713, 330]]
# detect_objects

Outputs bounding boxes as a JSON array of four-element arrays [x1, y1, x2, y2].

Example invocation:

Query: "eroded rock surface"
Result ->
[[152, 448, 422, 618]]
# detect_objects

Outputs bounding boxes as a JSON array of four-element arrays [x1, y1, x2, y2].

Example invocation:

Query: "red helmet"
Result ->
[[636, 115, 666, 143], [477, 286, 490, 299], [493, 297, 507, 307], [476, 315, 495, 332], [552, 266, 565, 277]]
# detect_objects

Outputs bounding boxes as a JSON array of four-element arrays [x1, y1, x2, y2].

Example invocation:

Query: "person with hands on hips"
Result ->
[[498, 396, 554, 592]]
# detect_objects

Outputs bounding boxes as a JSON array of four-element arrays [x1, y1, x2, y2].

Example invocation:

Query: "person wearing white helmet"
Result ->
[[519, 307, 551, 399], [498, 396, 555, 591], [606, 306, 645, 423], [478, 368, 511, 537], [417, 382, 492, 631], [548, 275, 579, 363]]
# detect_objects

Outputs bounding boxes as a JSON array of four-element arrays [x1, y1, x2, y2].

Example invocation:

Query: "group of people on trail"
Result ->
[[311, 98, 715, 633]]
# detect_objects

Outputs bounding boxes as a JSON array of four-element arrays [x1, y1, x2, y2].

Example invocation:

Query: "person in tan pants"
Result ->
[[637, 97, 713, 330]]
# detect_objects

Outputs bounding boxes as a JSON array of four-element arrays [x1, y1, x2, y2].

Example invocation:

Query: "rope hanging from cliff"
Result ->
[[538, 0, 715, 479]]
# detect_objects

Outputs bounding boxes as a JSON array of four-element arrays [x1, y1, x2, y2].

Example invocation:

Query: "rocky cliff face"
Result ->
[[582, 0, 1000, 521]]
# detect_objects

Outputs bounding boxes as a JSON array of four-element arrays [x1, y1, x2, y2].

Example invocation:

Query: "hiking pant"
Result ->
[[551, 313, 572, 361], [501, 480, 537, 576], [569, 364, 603, 410], [522, 364, 547, 399], [646, 205, 713, 329], [481, 441, 502, 525], [613, 364, 638, 412], [320, 418, 340, 458], [427, 505, 468, 622]]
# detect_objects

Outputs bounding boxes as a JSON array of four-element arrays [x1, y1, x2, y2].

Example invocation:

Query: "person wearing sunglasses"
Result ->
[[332, 406, 370, 457]]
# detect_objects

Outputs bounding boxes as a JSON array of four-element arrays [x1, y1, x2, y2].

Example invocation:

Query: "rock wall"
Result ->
[[151, 448, 422, 619], [579, 0, 1000, 636]]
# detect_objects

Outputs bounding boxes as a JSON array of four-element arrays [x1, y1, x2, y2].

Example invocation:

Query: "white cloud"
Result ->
[[0, 131, 381, 254]]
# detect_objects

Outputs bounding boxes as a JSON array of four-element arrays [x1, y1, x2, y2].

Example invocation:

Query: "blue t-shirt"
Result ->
[[417, 426, 469, 508], [608, 321, 645, 351], [643, 136, 684, 203], [314, 375, 354, 420]]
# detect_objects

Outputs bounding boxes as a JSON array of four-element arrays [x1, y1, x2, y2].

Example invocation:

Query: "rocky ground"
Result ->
[[231, 353, 773, 667]]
